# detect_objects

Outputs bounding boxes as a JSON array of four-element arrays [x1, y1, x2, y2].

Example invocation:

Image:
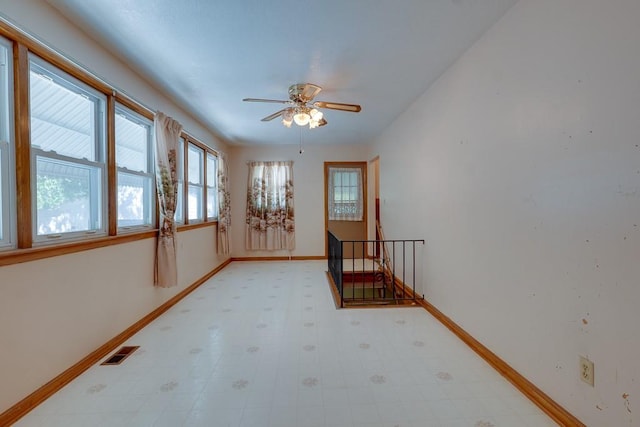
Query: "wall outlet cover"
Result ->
[[580, 355, 594, 387]]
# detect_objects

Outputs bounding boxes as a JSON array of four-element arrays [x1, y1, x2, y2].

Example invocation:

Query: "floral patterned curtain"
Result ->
[[245, 161, 295, 251], [154, 112, 183, 287], [217, 152, 231, 254]]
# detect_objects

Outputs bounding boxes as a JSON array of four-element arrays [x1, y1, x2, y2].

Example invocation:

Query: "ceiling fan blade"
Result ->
[[243, 98, 289, 104], [300, 83, 322, 101], [261, 109, 286, 122], [313, 101, 361, 113]]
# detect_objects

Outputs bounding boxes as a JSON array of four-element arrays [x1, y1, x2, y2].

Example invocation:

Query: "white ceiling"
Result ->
[[46, 0, 517, 146]]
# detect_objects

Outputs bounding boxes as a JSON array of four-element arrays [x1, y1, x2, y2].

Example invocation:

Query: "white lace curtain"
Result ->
[[217, 152, 231, 254], [328, 166, 363, 221], [245, 161, 295, 251], [153, 112, 183, 288]]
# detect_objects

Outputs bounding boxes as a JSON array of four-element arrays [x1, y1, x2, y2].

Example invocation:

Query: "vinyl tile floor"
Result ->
[[16, 261, 557, 427]]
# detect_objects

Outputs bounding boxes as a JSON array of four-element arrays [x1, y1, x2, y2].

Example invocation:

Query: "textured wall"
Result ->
[[369, 0, 640, 425]]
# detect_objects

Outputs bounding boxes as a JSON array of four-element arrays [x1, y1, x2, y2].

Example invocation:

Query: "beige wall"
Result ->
[[369, 0, 640, 425], [229, 143, 368, 258], [0, 228, 226, 412], [328, 221, 366, 258], [0, 0, 229, 413]]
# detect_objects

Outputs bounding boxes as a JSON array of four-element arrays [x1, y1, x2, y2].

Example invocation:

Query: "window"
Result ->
[[187, 142, 203, 222], [30, 56, 107, 242], [115, 104, 154, 229], [175, 137, 185, 223], [328, 166, 363, 221], [206, 152, 218, 219], [0, 37, 14, 249]]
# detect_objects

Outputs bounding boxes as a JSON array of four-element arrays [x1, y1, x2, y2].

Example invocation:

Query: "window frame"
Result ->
[[0, 140, 11, 249], [0, 21, 221, 265], [177, 136, 219, 228], [0, 36, 15, 250], [175, 136, 185, 224], [29, 54, 108, 244], [206, 151, 218, 220], [114, 103, 155, 232], [187, 141, 204, 223]]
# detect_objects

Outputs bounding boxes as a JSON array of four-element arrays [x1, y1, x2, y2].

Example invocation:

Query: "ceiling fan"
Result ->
[[243, 83, 361, 129]]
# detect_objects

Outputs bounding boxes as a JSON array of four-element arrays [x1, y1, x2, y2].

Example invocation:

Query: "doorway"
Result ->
[[324, 161, 368, 258]]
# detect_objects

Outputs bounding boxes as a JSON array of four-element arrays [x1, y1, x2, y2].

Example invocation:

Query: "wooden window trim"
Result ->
[[114, 102, 156, 231], [177, 135, 218, 227], [0, 222, 216, 267], [0, 21, 223, 260], [114, 92, 153, 121], [107, 95, 117, 235], [13, 42, 31, 248], [185, 141, 211, 224], [206, 152, 218, 220], [202, 144, 208, 223], [181, 134, 219, 225], [0, 230, 156, 266]]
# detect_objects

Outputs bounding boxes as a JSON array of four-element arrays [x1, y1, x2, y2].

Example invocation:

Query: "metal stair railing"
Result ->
[[327, 228, 424, 308]]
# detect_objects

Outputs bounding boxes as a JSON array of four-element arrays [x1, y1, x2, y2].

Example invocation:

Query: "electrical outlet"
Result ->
[[580, 356, 594, 386]]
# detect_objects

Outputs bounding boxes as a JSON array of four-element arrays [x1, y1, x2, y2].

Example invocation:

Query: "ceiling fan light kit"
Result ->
[[243, 83, 361, 129]]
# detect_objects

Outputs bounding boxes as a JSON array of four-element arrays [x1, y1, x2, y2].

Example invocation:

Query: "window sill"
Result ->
[[0, 221, 218, 267], [0, 230, 157, 267]]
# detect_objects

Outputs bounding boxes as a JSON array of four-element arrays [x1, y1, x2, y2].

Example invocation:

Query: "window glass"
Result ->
[[115, 111, 148, 172], [0, 37, 14, 248], [206, 153, 217, 219], [30, 65, 97, 161], [29, 56, 107, 240], [328, 167, 363, 221], [175, 137, 185, 223], [187, 143, 203, 221], [0, 148, 4, 243], [34, 156, 102, 234], [188, 144, 203, 185], [115, 105, 154, 229]]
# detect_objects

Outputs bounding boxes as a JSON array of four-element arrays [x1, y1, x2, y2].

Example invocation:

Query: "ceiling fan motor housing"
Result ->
[[288, 83, 321, 103]]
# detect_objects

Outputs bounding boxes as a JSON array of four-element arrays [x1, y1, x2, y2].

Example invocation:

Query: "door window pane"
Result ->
[[329, 167, 363, 221]]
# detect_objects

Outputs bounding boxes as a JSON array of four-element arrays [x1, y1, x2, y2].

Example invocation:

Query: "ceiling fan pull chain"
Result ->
[[299, 127, 304, 155]]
